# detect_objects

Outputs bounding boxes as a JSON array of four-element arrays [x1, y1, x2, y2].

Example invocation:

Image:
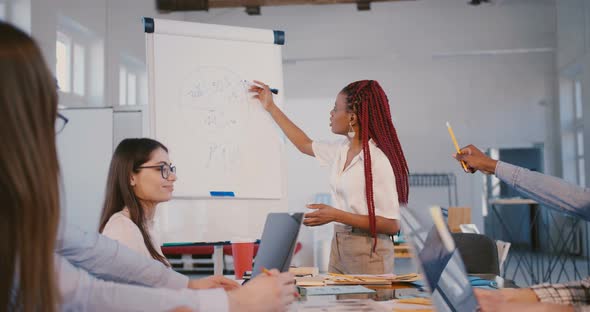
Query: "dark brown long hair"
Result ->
[[341, 80, 410, 248], [99, 138, 170, 266], [0, 22, 60, 312]]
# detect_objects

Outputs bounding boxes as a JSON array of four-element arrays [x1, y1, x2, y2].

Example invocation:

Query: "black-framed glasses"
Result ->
[[137, 163, 176, 179], [56, 112, 69, 134]]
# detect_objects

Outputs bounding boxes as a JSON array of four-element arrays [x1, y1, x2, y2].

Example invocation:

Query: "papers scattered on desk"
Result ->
[[327, 275, 391, 286], [290, 267, 319, 277], [377, 298, 433, 312], [395, 298, 432, 306], [390, 273, 422, 282], [299, 285, 376, 296], [327, 273, 422, 285], [295, 273, 422, 287], [296, 276, 325, 287], [295, 298, 388, 311]]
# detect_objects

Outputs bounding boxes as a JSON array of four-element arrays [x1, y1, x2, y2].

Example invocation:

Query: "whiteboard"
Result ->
[[145, 18, 284, 199]]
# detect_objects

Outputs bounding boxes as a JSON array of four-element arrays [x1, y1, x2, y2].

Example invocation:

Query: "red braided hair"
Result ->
[[341, 80, 409, 249]]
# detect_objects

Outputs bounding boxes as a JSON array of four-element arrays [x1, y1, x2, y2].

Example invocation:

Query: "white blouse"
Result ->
[[102, 209, 166, 260], [312, 139, 400, 222]]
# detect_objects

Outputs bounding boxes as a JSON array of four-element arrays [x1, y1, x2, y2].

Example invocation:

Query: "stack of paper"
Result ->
[[296, 276, 325, 287], [296, 297, 388, 311], [395, 298, 432, 305], [392, 273, 422, 282], [290, 267, 320, 277], [326, 273, 422, 285], [299, 285, 376, 296], [326, 274, 391, 285]]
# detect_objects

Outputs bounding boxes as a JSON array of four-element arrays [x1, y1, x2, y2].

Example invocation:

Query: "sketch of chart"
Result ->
[[181, 66, 250, 110], [150, 28, 283, 199], [202, 110, 239, 130], [176, 66, 255, 182], [205, 142, 240, 173], [180, 66, 254, 137]]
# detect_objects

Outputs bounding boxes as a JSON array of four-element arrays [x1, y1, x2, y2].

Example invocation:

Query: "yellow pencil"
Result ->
[[446, 122, 469, 171]]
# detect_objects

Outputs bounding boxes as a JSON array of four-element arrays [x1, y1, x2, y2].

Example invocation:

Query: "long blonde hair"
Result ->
[[0, 22, 60, 312]]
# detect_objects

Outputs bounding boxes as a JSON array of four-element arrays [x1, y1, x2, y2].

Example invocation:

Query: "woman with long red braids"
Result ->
[[251, 80, 409, 274]]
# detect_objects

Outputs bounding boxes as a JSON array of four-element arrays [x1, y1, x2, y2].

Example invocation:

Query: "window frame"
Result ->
[[55, 17, 92, 107], [560, 73, 586, 187], [573, 80, 585, 187]]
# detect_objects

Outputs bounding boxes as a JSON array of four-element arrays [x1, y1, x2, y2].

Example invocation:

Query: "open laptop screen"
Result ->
[[251, 212, 303, 278], [401, 207, 478, 312]]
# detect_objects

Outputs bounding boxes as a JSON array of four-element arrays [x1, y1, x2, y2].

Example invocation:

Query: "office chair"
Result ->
[[451, 232, 500, 275]]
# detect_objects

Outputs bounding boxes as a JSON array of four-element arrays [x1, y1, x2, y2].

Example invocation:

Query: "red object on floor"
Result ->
[[162, 241, 301, 257], [223, 242, 302, 256], [223, 244, 260, 257], [161, 245, 214, 255]]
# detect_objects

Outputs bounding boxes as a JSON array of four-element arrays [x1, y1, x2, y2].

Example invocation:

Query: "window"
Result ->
[[73, 43, 85, 96], [56, 31, 85, 96], [56, 32, 71, 93], [127, 72, 136, 105], [574, 81, 585, 187], [577, 130, 585, 186], [54, 16, 100, 107], [119, 66, 127, 106], [118, 55, 146, 107], [560, 77, 585, 187]]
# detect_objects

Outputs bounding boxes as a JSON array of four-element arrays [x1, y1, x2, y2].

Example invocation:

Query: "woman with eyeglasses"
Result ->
[[99, 138, 239, 290], [99, 138, 177, 265]]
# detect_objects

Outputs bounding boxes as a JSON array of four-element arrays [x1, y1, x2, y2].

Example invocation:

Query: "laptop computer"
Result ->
[[401, 206, 479, 312], [250, 212, 304, 278]]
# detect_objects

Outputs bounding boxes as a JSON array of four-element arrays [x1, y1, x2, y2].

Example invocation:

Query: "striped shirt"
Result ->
[[531, 277, 590, 311]]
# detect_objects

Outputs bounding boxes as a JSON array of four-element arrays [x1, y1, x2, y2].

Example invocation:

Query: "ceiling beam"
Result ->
[[157, 0, 413, 11]]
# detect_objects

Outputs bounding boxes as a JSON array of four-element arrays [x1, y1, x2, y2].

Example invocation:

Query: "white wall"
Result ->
[[113, 110, 143, 147], [186, 0, 557, 265], [9, 0, 558, 267]]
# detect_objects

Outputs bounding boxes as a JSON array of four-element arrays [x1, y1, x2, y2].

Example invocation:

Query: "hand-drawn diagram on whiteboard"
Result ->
[[178, 66, 253, 178], [205, 142, 240, 173], [181, 66, 248, 110], [147, 19, 284, 199]]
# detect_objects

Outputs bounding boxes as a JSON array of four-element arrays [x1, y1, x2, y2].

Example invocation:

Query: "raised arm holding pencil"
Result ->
[[451, 144, 590, 312], [452, 145, 498, 175]]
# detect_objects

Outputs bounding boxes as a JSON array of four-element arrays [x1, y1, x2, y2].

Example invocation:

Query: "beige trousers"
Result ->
[[328, 224, 395, 274]]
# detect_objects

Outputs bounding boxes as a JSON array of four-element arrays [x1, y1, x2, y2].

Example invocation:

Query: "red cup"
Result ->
[[231, 242, 254, 279]]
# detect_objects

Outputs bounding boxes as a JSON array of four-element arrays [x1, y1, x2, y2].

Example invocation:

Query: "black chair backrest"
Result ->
[[451, 233, 500, 275]]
